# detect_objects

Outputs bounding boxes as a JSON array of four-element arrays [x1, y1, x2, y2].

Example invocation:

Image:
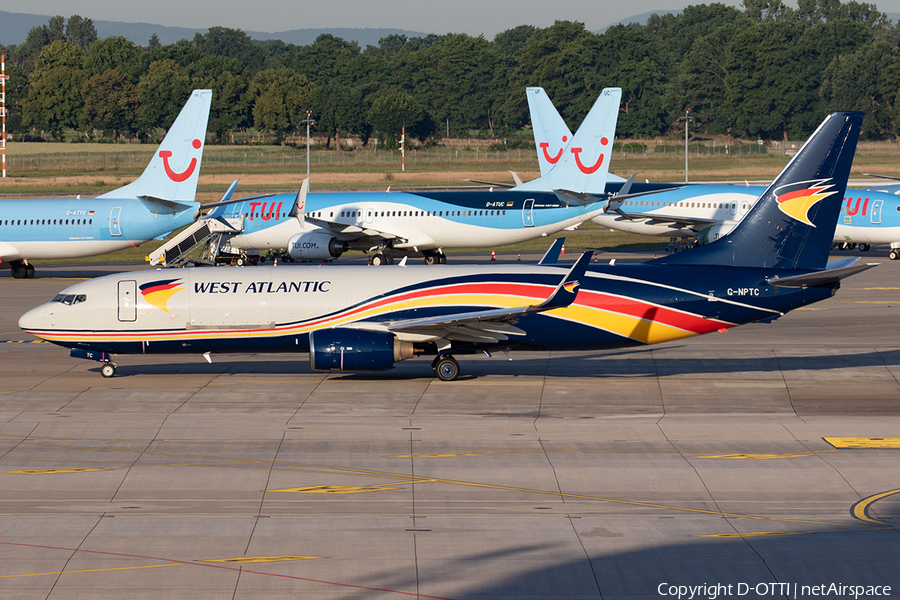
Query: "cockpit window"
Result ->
[[51, 294, 86, 305]]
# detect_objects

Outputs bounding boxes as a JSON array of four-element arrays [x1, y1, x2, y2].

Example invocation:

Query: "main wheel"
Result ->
[[25, 264, 35, 278], [424, 255, 436, 265], [100, 363, 117, 378], [437, 253, 447, 264], [371, 253, 386, 266], [890, 249, 900, 260], [434, 355, 460, 381], [860, 243, 871, 252]]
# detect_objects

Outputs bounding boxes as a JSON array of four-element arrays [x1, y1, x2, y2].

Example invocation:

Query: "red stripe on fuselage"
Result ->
[[575, 290, 730, 334]]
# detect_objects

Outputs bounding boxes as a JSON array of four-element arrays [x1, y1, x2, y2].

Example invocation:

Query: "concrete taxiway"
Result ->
[[1, 249, 899, 599]]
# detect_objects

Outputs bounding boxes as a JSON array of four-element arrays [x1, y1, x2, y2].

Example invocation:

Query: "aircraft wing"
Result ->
[[288, 179, 411, 244], [605, 206, 717, 231], [375, 251, 593, 344]]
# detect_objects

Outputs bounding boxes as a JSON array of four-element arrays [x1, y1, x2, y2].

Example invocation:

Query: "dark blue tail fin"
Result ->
[[654, 112, 862, 270]]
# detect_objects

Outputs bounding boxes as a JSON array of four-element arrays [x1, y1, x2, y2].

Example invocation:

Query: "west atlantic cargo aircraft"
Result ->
[[526, 93, 900, 258], [0, 90, 212, 278], [20, 112, 875, 381], [195, 88, 653, 266]]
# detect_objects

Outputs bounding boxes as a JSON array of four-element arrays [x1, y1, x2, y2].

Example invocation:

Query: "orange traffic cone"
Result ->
[[490, 250, 496, 261], [561, 245, 566, 254], [593, 255, 598, 264], [274, 258, 278, 266], [517, 253, 521, 261]]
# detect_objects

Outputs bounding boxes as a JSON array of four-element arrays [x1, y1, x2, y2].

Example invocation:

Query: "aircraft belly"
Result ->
[[834, 224, 900, 244], [0, 241, 23, 261], [230, 220, 300, 249], [11, 240, 143, 259]]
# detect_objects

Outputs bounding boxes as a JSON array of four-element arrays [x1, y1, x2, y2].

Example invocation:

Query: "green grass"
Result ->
[[29, 224, 667, 265]]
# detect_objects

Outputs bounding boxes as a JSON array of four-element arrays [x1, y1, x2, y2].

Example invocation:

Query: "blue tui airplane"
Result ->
[[0, 90, 212, 278]]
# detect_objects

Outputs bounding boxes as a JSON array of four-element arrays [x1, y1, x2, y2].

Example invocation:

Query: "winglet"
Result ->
[[290, 179, 310, 226], [534, 251, 593, 311], [538, 238, 566, 265]]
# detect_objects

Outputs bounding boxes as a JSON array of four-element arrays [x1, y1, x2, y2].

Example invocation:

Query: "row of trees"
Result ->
[[3, 0, 900, 146]]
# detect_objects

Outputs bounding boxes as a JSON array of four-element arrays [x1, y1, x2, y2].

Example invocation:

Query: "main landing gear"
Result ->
[[370, 253, 395, 266], [100, 362, 117, 378], [432, 354, 460, 381], [890, 249, 900, 261], [10, 260, 35, 279], [423, 252, 447, 265]]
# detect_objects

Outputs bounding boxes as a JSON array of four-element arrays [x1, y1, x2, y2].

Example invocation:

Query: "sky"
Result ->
[[10, 0, 900, 39], [15, 0, 899, 38]]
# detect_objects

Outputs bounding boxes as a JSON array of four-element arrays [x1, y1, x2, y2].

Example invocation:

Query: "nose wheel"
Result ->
[[100, 362, 117, 378], [432, 355, 460, 381]]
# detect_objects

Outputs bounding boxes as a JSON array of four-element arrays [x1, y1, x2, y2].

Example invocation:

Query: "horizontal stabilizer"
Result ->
[[137, 196, 196, 214], [554, 188, 599, 206], [766, 258, 878, 288]]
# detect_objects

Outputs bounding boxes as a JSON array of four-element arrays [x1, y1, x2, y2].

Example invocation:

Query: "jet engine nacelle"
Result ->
[[287, 231, 348, 261], [697, 223, 737, 245], [309, 328, 415, 372]]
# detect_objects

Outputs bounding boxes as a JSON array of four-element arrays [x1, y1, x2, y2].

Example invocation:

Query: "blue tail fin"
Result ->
[[526, 87, 572, 177], [516, 87, 621, 194], [99, 89, 212, 202], [655, 111, 862, 270]]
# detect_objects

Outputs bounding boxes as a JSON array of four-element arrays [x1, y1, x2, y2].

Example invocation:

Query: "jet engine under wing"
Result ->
[[375, 251, 593, 344]]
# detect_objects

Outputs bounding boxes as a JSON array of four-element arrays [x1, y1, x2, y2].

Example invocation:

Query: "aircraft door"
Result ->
[[366, 208, 374, 225], [109, 207, 122, 237], [523, 199, 535, 227], [117, 280, 137, 322], [729, 202, 737, 216], [871, 199, 883, 224]]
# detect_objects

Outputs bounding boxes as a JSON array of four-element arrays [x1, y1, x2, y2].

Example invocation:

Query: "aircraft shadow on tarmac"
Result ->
[[95, 348, 900, 381], [375, 529, 900, 599]]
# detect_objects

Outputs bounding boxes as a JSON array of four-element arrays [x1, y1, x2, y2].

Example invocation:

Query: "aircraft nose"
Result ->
[[18, 303, 52, 333]]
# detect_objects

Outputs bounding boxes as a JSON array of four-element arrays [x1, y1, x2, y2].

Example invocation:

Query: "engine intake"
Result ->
[[309, 328, 415, 372], [697, 223, 737, 245], [288, 231, 348, 261]]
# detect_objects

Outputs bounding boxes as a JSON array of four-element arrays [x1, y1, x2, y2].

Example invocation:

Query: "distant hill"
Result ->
[[0, 10, 429, 48], [596, 8, 900, 32], [595, 9, 682, 32]]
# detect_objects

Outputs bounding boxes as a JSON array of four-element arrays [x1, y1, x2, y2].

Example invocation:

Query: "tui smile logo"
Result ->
[[139, 279, 185, 313], [570, 137, 609, 174], [159, 139, 202, 182], [540, 136, 567, 164], [775, 179, 837, 227]]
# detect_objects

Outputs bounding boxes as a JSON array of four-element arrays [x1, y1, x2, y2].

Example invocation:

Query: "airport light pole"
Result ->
[[1, 54, 8, 178], [679, 108, 694, 183], [301, 111, 316, 180]]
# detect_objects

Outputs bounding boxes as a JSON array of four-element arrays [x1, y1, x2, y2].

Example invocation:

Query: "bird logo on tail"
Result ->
[[775, 179, 837, 227]]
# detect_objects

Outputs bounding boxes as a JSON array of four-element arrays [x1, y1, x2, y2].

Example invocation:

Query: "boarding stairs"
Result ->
[[149, 217, 243, 267]]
